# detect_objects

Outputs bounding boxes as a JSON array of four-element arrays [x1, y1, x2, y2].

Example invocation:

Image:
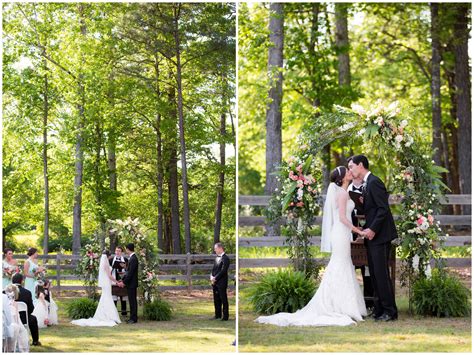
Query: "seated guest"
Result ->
[[12, 273, 41, 346], [4, 284, 29, 352], [33, 280, 58, 328]]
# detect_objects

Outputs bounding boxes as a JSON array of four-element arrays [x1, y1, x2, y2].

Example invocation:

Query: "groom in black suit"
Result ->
[[118, 243, 139, 323], [348, 155, 398, 322], [210, 242, 230, 321]]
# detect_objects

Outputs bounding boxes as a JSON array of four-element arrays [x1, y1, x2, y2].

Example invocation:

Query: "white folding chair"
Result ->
[[15, 302, 29, 330], [15, 301, 30, 352]]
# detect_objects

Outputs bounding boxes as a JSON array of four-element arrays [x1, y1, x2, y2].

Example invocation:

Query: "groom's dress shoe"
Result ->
[[127, 319, 137, 324], [375, 313, 396, 322]]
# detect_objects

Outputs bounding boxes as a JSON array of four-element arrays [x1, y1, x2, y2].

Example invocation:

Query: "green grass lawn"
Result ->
[[238, 283, 471, 352], [32, 290, 236, 352]]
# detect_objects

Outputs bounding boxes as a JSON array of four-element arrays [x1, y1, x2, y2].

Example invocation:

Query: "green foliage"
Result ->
[[248, 269, 316, 315], [142, 298, 173, 321], [66, 298, 99, 320], [3, 3, 236, 255], [412, 269, 471, 317]]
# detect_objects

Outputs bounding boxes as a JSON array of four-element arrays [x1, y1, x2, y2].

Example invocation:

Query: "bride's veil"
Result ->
[[97, 254, 111, 288], [321, 182, 340, 253]]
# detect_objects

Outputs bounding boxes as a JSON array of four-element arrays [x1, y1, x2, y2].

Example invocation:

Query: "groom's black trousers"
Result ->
[[366, 241, 397, 318], [127, 287, 138, 322], [212, 284, 229, 320]]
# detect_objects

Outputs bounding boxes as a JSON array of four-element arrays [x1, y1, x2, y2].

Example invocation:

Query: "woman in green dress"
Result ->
[[23, 248, 45, 299], [2, 248, 19, 289]]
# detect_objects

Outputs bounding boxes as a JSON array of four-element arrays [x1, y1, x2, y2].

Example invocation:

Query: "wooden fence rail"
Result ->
[[239, 194, 472, 270], [10, 253, 236, 293]]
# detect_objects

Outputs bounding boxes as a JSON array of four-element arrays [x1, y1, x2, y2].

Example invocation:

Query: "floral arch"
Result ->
[[267, 101, 448, 288]]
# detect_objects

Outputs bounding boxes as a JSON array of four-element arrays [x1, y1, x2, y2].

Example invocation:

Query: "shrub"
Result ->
[[412, 269, 471, 317], [66, 298, 98, 320], [248, 269, 316, 315], [143, 298, 173, 321]]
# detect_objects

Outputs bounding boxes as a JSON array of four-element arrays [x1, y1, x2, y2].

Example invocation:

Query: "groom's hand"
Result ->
[[363, 228, 375, 240]]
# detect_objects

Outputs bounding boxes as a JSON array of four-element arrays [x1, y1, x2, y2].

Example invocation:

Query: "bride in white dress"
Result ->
[[256, 166, 367, 327], [71, 253, 121, 327]]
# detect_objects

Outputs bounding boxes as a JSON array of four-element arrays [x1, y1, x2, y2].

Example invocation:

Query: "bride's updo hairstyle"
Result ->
[[330, 166, 347, 186]]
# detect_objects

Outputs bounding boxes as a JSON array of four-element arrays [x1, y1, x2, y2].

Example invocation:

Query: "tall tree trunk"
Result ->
[[72, 4, 86, 256], [154, 55, 164, 251], [334, 2, 352, 191], [335, 3, 350, 87], [167, 146, 181, 254], [95, 121, 106, 250], [265, 3, 284, 236], [42, 58, 50, 255], [443, 63, 461, 215], [308, 4, 330, 190], [213, 79, 226, 244], [167, 76, 181, 254], [430, 3, 443, 167], [107, 133, 117, 251], [454, 3, 471, 215], [173, 4, 192, 253]]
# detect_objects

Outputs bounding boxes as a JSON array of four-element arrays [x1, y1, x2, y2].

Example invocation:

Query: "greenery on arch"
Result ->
[[267, 101, 449, 289], [108, 217, 160, 304]]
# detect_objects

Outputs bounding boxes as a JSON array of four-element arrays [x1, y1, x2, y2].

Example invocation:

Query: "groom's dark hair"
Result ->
[[126, 243, 135, 252], [350, 154, 369, 169]]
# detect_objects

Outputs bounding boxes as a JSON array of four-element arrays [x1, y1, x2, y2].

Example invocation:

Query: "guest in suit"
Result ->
[[210, 242, 230, 321], [118, 243, 138, 324], [110, 246, 128, 315], [347, 172, 374, 310], [348, 155, 398, 322], [12, 273, 41, 346]]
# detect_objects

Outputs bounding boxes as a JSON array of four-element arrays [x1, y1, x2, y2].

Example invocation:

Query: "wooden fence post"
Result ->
[[186, 253, 192, 294], [56, 253, 61, 295]]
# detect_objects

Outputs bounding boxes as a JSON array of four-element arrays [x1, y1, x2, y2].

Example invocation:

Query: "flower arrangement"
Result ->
[[76, 242, 101, 298], [32, 266, 47, 282], [281, 155, 322, 218], [267, 155, 323, 276], [351, 101, 415, 151], [3, 265, 20, 280]]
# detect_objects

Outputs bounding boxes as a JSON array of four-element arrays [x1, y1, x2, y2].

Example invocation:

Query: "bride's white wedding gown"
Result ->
[[71, 255, 121, 327], [256, 184, 367, 327]]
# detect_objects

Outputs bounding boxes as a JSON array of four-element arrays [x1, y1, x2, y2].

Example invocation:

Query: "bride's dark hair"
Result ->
[[330, 166, 347, 186]]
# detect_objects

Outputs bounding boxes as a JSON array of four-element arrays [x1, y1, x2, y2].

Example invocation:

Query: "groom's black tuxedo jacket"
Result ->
[[212, 253, 230, 288], [122, 253, 139, 289], [363, 173, 398, 245]]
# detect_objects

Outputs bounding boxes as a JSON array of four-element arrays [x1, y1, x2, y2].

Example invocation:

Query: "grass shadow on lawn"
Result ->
[[32, 290, 236, 353], [238, 284, 471, 353]]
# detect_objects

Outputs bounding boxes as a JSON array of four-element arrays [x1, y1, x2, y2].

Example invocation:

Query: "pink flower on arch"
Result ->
[[427, 215, 434, 225]]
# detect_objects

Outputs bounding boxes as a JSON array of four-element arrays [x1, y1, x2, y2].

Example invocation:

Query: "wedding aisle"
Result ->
[[30, 290, 236, 353]]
